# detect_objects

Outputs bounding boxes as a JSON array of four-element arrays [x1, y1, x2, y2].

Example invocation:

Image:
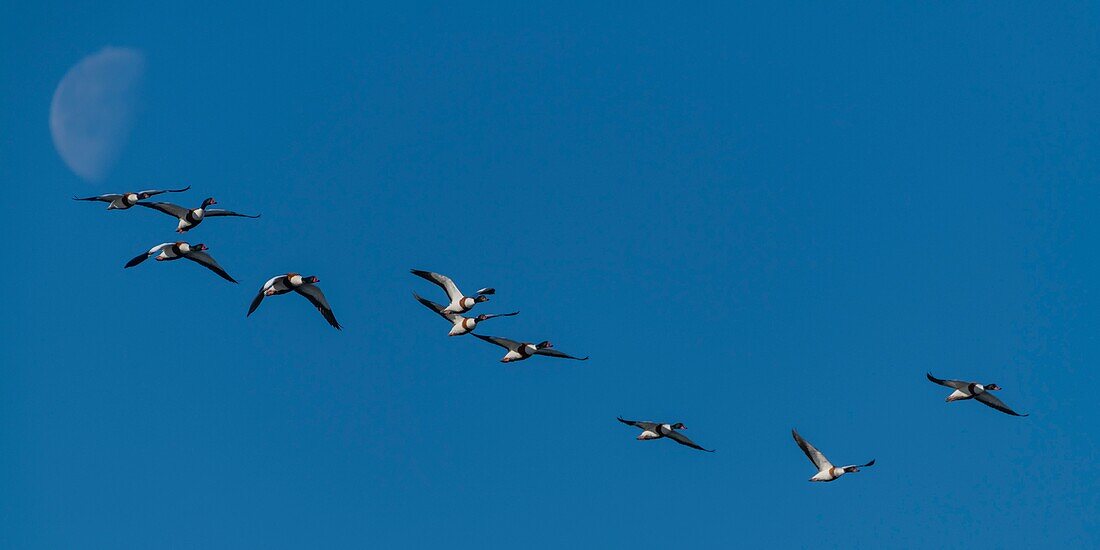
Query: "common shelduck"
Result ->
[[124, 241, 236, 283], [247, 273, 340, 329]]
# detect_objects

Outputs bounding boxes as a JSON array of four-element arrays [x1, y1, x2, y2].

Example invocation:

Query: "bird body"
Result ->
[[136, 197, 259, 232], [248, 273, 341, 329], [413, 293, 517, 336], [617, 417, 714, 452], [74, 186, 190, 210], [792, 429, 874, 482], [926, 373, 1028, 416], [472, 334, 588, 363], [410, 269, 494, 314], [124, 241, 236, 283]]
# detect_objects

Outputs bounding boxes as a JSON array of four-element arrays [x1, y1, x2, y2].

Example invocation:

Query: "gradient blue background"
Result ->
[[2, 2, 1098, 548]]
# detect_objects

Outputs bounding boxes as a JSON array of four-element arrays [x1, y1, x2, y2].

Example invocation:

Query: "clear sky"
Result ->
[[2, 2, 1098, 548]]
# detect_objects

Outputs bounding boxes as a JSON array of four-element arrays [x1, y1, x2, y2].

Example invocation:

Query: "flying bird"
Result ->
[[413, 292, 518, 336], [617, 417, 714, 452], [136, 197, 259, 232], [410, 269, 494, 314], [247, 273, 340, 329], [124, 241, 236, 283], [926, 373, 1028, 417], [472, 334, 588, 363], [791, 428, 875, 482], [73, 185, 190, 210]]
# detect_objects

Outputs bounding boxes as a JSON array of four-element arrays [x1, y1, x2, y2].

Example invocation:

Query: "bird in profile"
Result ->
[[136, 197, 260, 232], [926, 373, 1028, 417], [410, 269, 495, 314], [413, 292, 518, 336], [73, 185, 191, 210], [617, 417, 714, 452], [472, 334, 588, 363], [247, 273, 340, 329], [124, 241, 237, 283], [791, 429, 875, 482]]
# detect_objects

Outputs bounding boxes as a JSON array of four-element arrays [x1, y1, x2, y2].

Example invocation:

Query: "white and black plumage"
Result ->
[[617, 417, 714, 452], [926, 373, 1028, 417], [136, 197, 260, 232], [124, 242, 236, 283], [247, 273, 340, 329], [410, 269, 494, 314], [413, 292, 518, 336], [73, 185, 190, 210], [472, 334, 588, 363], [792, 429, 875, 482]]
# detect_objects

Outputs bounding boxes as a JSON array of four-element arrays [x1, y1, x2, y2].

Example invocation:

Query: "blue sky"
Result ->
[[2, 2, 1098, 548]]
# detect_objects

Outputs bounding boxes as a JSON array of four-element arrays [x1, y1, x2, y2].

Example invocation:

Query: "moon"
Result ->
[[50, 47, 146, 183]]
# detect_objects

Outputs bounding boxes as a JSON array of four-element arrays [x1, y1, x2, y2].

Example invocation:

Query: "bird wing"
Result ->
[[534, 347, 589, 361], [472, 333, 520, 351], [480, 311, 519, 320], [184, 251, 237, 283], [137, 185, 190, 197], [295, 284, 341, 329], [410, 269, 462, 302], [841, 459, 876, 470], [792, 429, 832, 470], [666, 430, 715, 452], [413, 292, 455, 321], [73, 193, 121, 202], [124, 243, 173, 268], [616, 417, 659, 432], [204, 208, 261, 218], [247, 276, 283, 317], [975, 392, 1028, 417], [926, 373, 970, 390], [135, 201, 190, 218]]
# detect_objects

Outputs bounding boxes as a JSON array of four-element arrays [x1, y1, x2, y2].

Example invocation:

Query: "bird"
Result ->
[[124, 241, 237, 283], [926, 373, 1028, 417], [617, 417, 714, 452], [472, 334, 588, 363], [413, 292, 518, 336], [247, 273, 341, 329], [791, 429, 875, 482], [73, 185, 191, 210], [410, 269, 494, 314], [135, 197, 260, 232]]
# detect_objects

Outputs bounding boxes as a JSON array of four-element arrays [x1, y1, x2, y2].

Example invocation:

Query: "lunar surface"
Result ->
[[50, 47, 145, 182]]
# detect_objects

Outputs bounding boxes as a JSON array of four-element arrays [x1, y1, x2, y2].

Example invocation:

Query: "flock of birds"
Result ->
[[75, 186, 341, 329], [77, 185, 1030, 483]]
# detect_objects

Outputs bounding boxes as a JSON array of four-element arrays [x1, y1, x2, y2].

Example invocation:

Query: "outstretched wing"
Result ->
[[124, 243, 173, 268], [975, 392, 1028, 417], [792, 429, 832, 470], [413, 292, 456, 321], [295, 283, 341, 330], [666, 430, 715, 452], [534, 347, 589, 361], [472, 333, 520, 351], [184, 251, 237, 283], [410, 269, 462, 302], [137, 185, 190, 198], [73, 193, 121, 203], [204, 208, 261, 218], [926, 373, 970, 390], [617, 417, 658, 432], [841, 459, 876, 470], [247, 276, 282, 317], [135, 201, 190, 218]]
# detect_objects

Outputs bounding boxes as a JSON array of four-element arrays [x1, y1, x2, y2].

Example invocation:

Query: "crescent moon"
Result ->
[[50, 47, 145, 183]]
